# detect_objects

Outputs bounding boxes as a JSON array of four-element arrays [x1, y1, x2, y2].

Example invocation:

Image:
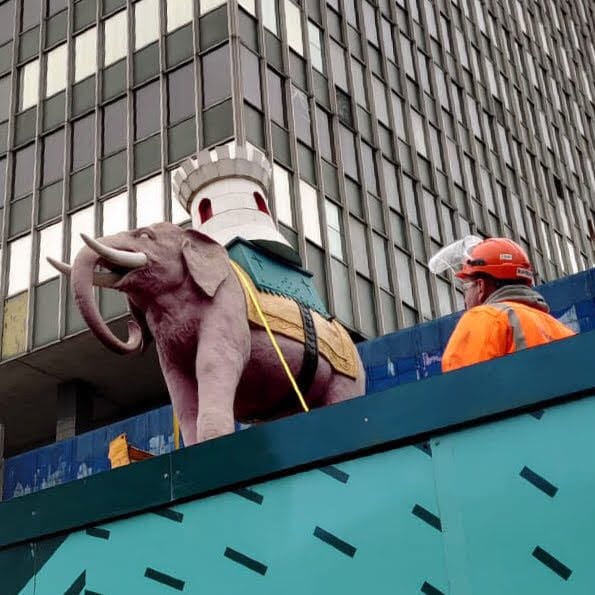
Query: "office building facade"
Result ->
[[0, 0, 593, 455]]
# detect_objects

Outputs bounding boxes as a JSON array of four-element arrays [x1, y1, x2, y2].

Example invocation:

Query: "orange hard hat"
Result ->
[[457, 237, 534, 284]]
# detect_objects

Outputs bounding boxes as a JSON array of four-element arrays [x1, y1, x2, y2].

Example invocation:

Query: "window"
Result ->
[[198, 198, 213, 223], [136, 175, 164, 226], [103, 99, 127, 155], [410, 109, 427, 157], [8, 235, 32, 296], [70, 206, 95, 262], [351, 59, 368, 108], [325, 200, 343, 259], [135, 81, 161, 140], [267, 70, 286, 126], [42, 129, 65, 186], [166, 0, 193, 32], [13, 144, 35, 199], [285, 0, 303, 55], [200, 0, 226, 14], [74, 27, 97, 83], [72, 114, 96, 171], [104, 11, 128, 67], [399, 34, 415, 78], [38, 222, 63, 283], [202, 45, 231, 108], [262, 0, 278, 34], [19, 59, 39, 111], [292, 86, 311, 144], [254, 192, 269, 214], [0, 0, 15, 45], [135, 0, 160, 50], [308, 22, 324, 72], [339, 126, 358, 180], [102, 192, 129, 235], [168, 64, 196, 124], [372, 77, 389, 125], [241, 47, 262, 109], [316, 107, 334, 162], [45, 44, 67, 97], [21, 0, 40, 31], [272, 163, 293, 226], [299, 180, 321, 245]]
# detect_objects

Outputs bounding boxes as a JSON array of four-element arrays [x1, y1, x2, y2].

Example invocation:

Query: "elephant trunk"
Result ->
[[71, 246, 143, 355]]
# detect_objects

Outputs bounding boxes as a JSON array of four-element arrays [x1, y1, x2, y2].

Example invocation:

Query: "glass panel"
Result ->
[[262, 0, 278, 34], [42, 128, 65, 185], [284, 0, 303, 55], [135, 80, 161, 139], [200, 0, 226, 15], [136, 174, 164, 226], [339, 125, 358, 180], [167, 0, 193, 32], [102, 191, 129, 235], [308, 21, 324, 72], [0, 76, 9, 122], [241, 46, 262, 108], [202, 44, 231, 108], [134, 0, 160, 50], [267, 69, 286, 126], [74, 26, 97, 82], [168, 63, 195, 124], [272, 163, 293, 226], [103, 98, 127, 154], [19, 59, 40, 111], [72, 114, 95, 171], [38, 221, 63, 282], [0, 0, 15, 45], [104, 10, 128, 67], [21, 0, 40, 31], [325, 199, 343, 259], [299, 180, 321, 245], [169, 167, 190, 223], [13, 144, 35, 198], [291, 86, 311, 144], [45, 43, 67, 97], [349, 217, 369, 275], [372, 232, 390, 289], [70, 205, 95, 261], [0, 157, 6, 207], [8, 235, 32, 295]]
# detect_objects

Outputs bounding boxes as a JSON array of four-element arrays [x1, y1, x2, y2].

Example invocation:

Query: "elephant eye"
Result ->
[[139, 232, 151, 239]]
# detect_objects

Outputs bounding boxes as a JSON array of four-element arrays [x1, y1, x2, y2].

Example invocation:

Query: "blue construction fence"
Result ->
[[3, 268, 594, 500]]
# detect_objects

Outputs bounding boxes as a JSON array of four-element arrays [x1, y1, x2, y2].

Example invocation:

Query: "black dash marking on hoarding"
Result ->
[[84, 590, 102, 595], [154, 508, 184, 522], [529, 409, 544, 420], [144, 568, 185, 591], [532, 547, 572, 580], [232, 487, 264, 505], [85, 527, 110, 540], [64, 570, 86, 595], [421, 581, 445, 595], [313, 526, 357, 557], [320, 465, 350, 483], [414, 441, 433, 457], [412, 505, 442, 532], [520, 466, 558, 497], [224, 547, 268, 575]]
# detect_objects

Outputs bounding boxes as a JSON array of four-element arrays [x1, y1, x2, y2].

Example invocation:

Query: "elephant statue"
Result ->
[[50, 222, 365, 445]]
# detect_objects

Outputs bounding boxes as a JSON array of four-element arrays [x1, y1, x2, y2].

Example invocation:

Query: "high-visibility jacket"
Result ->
[[441, 287, 575, 372]]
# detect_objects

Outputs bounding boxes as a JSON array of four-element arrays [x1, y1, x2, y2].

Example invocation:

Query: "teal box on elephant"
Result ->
[[227, 238, 330, 318]]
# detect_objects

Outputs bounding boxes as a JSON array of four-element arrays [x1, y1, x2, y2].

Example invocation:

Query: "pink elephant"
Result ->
[[50, 222, 365, 445]]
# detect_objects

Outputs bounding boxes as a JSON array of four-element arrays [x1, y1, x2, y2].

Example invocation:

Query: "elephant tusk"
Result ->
[[47, 257, 71, 276], [80, 233, 148, 269], [47, 257, 123, 287]]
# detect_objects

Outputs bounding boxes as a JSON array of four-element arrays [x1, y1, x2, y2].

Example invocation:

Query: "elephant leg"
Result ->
[[158, 351, 199, 445], [195, 346, 246, 443], [323, 357, 366, 406]]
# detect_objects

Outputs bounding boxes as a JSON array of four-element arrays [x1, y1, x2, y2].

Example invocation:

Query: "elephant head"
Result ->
[[49, 222, 230, 355]]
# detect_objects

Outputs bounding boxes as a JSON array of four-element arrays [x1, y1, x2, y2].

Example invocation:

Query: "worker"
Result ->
[[429, 236, 576, 372]]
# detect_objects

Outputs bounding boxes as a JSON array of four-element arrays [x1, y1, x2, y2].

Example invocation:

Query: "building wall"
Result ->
[[0, 0, 593, 364]]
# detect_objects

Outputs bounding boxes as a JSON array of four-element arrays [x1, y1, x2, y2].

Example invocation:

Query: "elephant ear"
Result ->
[[181, 229, 230, 298], [128, 299, 153, 352]]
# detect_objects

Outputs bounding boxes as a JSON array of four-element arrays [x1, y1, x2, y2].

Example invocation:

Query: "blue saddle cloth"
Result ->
[[227, 238, 330, 318]]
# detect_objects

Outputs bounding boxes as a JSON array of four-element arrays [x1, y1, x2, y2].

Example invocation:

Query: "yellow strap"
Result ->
[[173, 412, 180, 450], [230, 260, 310, 413]]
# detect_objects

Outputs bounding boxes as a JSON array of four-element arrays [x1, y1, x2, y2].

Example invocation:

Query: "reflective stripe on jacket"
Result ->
[[441, 292, 576, 372]]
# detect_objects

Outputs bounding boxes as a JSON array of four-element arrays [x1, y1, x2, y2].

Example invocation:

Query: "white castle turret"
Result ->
[[172, 144, 300, 265]]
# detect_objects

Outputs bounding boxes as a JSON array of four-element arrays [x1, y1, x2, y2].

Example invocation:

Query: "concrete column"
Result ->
[[0, 423, 4, 502], [56, 381, 93, 441]]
